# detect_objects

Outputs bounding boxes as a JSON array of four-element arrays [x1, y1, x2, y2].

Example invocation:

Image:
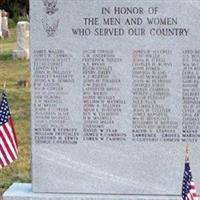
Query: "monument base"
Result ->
[[12, 49, 29, 60], [3, 183, 180, 200]]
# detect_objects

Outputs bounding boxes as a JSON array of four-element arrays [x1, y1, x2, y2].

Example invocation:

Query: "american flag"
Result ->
[[181, 158, 198, 200], [0, 92, 18, 168]]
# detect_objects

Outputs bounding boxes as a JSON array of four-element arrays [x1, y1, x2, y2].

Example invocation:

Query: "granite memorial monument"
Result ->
[[3, 0, 200, 200]]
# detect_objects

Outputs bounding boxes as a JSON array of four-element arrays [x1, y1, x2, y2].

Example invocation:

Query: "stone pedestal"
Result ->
[[3, 183, 180, 200], [12, 21, 29, 60]]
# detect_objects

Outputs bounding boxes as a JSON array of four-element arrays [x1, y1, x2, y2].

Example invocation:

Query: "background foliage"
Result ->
[[0, 0, 29, 25]]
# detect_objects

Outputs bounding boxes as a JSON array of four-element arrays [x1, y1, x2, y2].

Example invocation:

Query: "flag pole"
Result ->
[[3, 80, 6, 91], [185, 143, 189, 161], [3, 80, 7, 95]]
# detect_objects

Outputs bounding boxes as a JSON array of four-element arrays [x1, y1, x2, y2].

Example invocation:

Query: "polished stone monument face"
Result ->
[[30, 0, 200, 196]]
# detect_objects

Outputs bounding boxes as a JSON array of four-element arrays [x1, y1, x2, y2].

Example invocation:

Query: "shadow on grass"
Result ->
[[0, 52, 12, 60]]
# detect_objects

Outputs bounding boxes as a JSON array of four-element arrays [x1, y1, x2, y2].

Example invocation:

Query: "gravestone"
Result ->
[[1, 10, 10, 38], [12, 21, 30, 60], [3, 0, 200, 200], [0, 10, 3, 39]]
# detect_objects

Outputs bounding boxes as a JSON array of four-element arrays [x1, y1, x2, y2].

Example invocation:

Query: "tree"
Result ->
[[0, 0, 29, 22]]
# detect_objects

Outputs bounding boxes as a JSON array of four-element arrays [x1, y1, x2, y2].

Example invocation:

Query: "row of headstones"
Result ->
[[0, 10, 10, 39], [0, 9, 30, 60]]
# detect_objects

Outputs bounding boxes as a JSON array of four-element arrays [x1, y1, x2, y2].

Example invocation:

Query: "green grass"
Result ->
[[0, 29, 17, 55], [0, 28, 31, 198]]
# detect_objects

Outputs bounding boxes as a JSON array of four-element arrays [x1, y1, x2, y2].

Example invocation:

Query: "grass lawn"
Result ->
[[0, 28, 31, 198], [0, 29, 17, 58]]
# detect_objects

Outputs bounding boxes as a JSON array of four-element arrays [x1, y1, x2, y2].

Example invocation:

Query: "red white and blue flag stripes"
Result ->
[[0, 92, 18, 168], [181, 148, 198, 200]]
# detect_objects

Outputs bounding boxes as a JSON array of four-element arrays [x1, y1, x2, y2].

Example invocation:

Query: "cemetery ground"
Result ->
[[0, 28, 31, 199]]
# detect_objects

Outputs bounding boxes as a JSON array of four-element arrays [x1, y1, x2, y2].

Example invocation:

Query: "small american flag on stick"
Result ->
[[0, 92, 18, 168], [181, 145, 198, 200]]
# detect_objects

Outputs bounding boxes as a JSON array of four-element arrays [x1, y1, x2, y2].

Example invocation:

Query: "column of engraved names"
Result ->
[[132, 50, 179, 142], [82, 50, 126, 142], [182, 50, 200, 142], [33, 49, 79, 145]]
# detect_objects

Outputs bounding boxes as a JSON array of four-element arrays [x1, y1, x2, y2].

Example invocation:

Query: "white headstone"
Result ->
[[0, 10, 3, 39], [12, 21, 30, 60], [2, 10, 10, 38]]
